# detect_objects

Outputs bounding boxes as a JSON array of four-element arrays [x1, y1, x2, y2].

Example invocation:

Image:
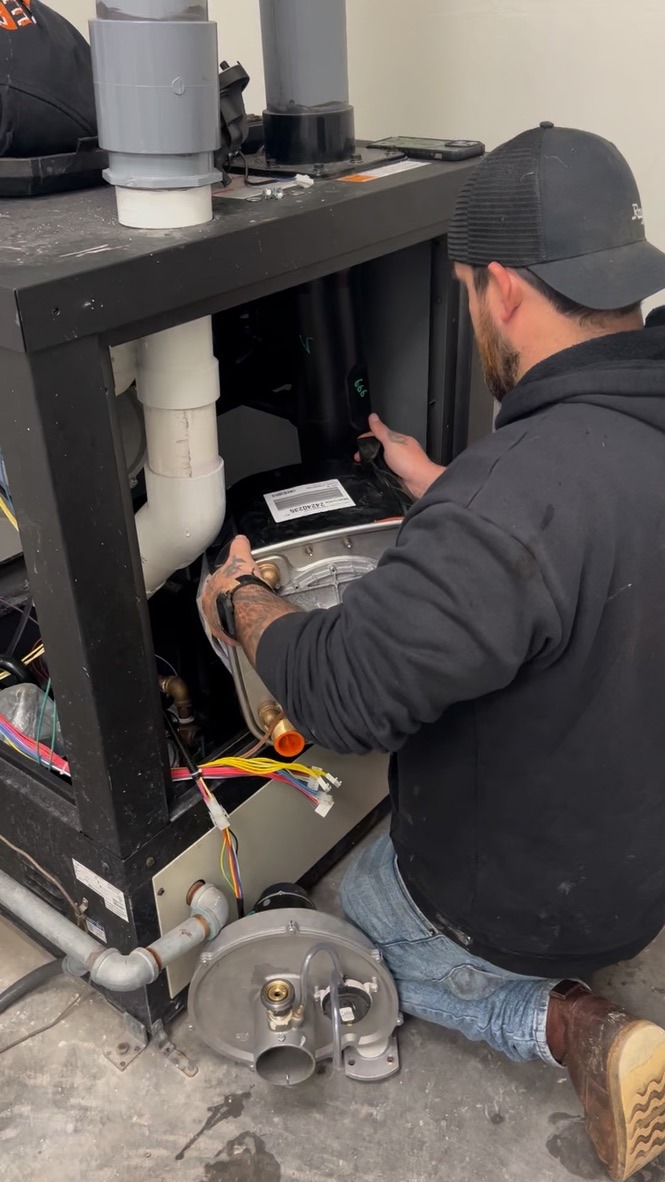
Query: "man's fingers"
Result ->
[[367, 413, 387, 440], [355, 415, 386, 460], [229, 534, 253, 560]]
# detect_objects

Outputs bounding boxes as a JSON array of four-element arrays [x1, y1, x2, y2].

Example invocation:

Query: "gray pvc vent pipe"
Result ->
[[258, 0, 355, 165], [260, 0, 350, 112], [89, 0, 222, 227], [0, 867, 228, 993]]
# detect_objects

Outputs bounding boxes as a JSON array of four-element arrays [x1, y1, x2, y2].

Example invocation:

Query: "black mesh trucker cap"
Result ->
[[448, 122, 665, 310]]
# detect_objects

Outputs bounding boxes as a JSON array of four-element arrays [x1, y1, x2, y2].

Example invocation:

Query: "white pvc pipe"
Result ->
[[134, 316, 226, 597], [115, 186, 213, 230]]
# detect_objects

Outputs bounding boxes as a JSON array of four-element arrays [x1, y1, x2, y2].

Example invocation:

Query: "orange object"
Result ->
[[258, 701, 305, 758], [272, 722, 306, 759]]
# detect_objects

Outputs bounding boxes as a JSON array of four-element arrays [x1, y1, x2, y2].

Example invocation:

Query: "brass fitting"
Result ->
[[258, 700, 305, 759], [261, 979, 295, 1016], [258, 561, 281, 590], [159, 674, 199, 749]]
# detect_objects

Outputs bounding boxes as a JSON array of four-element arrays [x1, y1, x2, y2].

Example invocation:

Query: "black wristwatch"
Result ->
[[217, 573, 275, 641]]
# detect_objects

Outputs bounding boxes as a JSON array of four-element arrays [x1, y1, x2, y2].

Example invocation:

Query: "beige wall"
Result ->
[[58, 0, 665, 296]]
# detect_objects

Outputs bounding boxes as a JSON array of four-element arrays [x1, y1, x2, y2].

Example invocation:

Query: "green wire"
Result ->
[[48, 698, 57, 773], [35, 678, 51, 767]]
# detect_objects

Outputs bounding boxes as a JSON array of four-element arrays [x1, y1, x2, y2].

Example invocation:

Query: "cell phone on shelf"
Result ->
[[367, 136, 485, 162]]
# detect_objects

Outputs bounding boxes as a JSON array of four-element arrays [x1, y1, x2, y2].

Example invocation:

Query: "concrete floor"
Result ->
[[1, 830, 665, 1182]]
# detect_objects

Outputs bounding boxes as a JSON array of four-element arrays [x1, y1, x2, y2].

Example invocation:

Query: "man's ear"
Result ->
[[486, 262, 524, 325]]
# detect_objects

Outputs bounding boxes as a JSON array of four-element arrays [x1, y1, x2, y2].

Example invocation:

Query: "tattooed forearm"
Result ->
[[233, 584, 301, 666]]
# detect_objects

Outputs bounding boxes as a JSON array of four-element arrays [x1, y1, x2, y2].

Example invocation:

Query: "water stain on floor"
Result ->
[[176, 1092, 252, 1161], [202, 1132, 281, 1181], [546, 1115, 605, 1180]]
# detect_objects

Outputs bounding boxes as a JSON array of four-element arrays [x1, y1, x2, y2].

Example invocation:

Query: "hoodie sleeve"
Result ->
[[256, 498, 563, 754]]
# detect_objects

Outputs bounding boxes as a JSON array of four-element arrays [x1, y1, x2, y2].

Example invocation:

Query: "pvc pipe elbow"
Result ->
[[135, 459, 226, 596]]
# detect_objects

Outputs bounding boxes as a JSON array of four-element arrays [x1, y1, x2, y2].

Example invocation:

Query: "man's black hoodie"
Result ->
[[258, 325, 665, 977]]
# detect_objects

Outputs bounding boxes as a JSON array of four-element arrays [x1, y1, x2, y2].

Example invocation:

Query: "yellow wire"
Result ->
[[0, 496, 17, 532], [0, 736, 22, 754], [205, 755, 324, 779], [219, 843, 234, 890]]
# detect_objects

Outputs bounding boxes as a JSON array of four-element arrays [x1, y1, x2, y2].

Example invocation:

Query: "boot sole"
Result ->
[[603, 1019, 665, 1180]]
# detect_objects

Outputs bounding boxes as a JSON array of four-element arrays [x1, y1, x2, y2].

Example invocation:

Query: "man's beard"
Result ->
[[476, 298, 520, 402]]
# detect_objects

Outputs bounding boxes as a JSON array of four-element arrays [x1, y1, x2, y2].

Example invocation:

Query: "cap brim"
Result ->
[[529, 239, 665, 310]]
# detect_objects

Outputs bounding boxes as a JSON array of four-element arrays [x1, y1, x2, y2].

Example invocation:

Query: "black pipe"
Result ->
[[426, 238, 464, 467], [259, 0, 355, 167], [451, 284, 473, 460], [0, 958, 64, 1014], [296, 270, 370, 460], [0, 653, 35, 685]]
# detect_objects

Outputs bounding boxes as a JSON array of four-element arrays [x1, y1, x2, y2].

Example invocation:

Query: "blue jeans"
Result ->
[[340, 835, 559, 1064]]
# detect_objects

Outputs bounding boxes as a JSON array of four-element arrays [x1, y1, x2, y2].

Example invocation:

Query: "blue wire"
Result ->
[[280, 770, 319, 803], [35, 679, 51, 767]]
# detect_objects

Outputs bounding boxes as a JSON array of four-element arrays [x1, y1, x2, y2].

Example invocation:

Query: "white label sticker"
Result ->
[[264, 480, 355, 523], [72, 859, 129, 922], [341, 159, 430, 183], [85, 916, 108, 943]]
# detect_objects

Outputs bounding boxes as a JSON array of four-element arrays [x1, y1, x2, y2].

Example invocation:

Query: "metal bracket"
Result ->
[[104, 1012, 197, 1079], [152, 1018, 199, 1078], [343, 1034, 400, 1083], [104, 1013, 149, 1072]]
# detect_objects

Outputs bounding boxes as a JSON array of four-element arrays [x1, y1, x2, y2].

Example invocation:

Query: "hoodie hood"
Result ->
[[496, 319, 665, 435]]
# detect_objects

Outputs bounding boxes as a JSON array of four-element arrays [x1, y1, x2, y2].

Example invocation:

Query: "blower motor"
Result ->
[[189, 891, 401, 1086]]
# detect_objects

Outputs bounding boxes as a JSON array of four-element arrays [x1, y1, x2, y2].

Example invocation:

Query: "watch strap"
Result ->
[[217, 573, 275, 640]]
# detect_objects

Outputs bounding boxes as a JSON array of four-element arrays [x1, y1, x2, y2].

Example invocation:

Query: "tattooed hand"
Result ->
[[357, 413, 446, 500], [200, 535, 299, 661], [200, 536, 261, 641]]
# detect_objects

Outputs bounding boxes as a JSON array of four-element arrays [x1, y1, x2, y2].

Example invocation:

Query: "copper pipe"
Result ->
[[159, 674, 198, 749], [258, 700, 305, 758]]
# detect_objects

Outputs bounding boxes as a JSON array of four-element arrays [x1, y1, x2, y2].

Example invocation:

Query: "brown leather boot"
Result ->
[[547, 981, 665, 1180]]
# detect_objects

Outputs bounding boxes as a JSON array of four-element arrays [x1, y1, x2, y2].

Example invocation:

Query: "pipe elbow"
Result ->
[[189, 882, 229, 939], [135, 460, 226, 596], [89, 946, 159, 992]]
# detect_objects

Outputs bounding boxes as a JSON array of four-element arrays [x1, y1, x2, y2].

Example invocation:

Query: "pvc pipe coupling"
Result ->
[[89, 0, 222, 227]]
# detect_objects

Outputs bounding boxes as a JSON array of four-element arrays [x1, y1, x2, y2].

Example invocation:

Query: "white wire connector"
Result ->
[[307, 775, 328, 796], [324, 773, 342, 790], [205, 794, 231, 832], [315, 796, 334, 818]]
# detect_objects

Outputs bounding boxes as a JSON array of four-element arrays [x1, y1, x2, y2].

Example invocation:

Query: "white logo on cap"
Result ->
[[632, 203, 644, 223]]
